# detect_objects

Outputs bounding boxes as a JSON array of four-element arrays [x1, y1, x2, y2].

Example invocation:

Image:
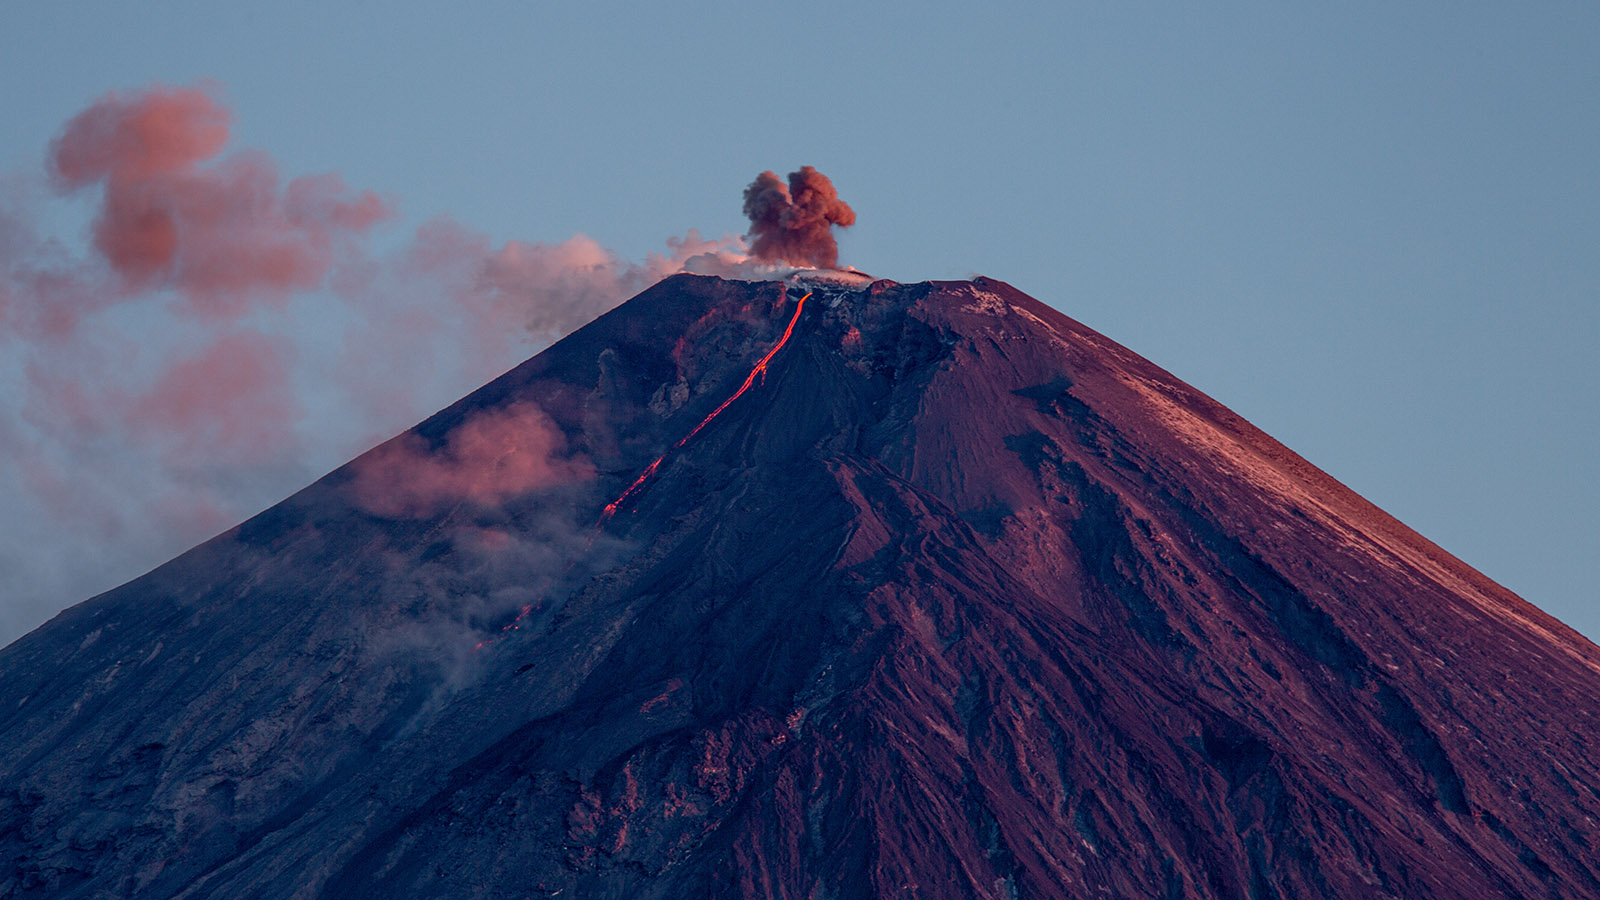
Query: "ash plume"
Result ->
[[347, 402, 592, 518], [741, 166, 855, 268]]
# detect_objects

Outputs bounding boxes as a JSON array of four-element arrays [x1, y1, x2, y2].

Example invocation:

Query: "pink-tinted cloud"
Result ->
[[0, 189, 117, 339], [392, 218, 647, 350], [19, 326, 301, 467], [0, 81, 792, 645], [325, 220, 754, 455], [742, 166, 855, 268], [131, 331, 302, 466], [50, 85, 229, 186], [46, 84, 391, 318], [403, 220, 746, 347], [347, 403, 593, 518]]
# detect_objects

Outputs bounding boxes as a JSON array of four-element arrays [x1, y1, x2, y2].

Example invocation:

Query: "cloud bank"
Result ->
[[0, 83, 775, 645]]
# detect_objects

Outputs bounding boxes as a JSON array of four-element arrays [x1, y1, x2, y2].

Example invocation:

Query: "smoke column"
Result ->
[[741, 166, 855, 268]]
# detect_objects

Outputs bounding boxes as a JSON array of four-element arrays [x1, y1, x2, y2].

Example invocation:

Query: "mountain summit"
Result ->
[[3, 275, 1597, 898]]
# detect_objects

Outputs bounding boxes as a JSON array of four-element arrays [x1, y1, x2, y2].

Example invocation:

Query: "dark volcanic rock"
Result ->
[[2, 274, 1598, 899]]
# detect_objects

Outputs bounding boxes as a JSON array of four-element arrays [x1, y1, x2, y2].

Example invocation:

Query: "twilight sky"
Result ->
[[1, 1, 1595, 646]]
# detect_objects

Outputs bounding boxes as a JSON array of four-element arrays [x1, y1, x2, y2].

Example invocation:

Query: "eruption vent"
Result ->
[[741, 166, 854, 268]]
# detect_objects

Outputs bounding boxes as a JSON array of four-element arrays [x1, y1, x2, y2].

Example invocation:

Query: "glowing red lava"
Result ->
[[480, 291, 811, 654], [602, 291, 812, 521], [472, 602, 538, 652]]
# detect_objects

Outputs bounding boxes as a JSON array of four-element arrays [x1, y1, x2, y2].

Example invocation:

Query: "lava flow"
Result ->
[[472, 602, 538, 652], [602, 290, 812, 521], [484, 288, 809, 654]]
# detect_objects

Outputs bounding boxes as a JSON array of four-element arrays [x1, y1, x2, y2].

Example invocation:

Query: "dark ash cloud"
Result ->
[[741, 166, 855, 268]]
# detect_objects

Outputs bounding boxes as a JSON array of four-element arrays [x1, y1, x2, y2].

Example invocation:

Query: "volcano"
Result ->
[[2, 275, 1598, 899]]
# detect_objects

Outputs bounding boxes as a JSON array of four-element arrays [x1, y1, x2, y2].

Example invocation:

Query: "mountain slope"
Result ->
[[2, 274, 1597, 899]]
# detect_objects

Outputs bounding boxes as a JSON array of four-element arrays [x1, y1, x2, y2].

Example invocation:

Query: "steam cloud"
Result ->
[[347, 403, 592, 518], [0, 83, 765, 645], [741, 166, 855, 268], [47, 85, 390, 322]]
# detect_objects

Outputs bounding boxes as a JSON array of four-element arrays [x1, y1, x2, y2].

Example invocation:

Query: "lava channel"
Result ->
[[602, 290, 812, 521]]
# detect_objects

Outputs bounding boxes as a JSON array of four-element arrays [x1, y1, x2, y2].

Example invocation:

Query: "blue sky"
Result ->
[[1, 2, 1596, 642]]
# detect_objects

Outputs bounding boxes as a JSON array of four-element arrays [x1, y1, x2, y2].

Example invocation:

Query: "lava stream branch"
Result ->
[[602, 291, 813, 521]]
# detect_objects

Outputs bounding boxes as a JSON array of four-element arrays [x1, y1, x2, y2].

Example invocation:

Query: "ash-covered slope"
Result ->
[[3, 274, 1598, 899]]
